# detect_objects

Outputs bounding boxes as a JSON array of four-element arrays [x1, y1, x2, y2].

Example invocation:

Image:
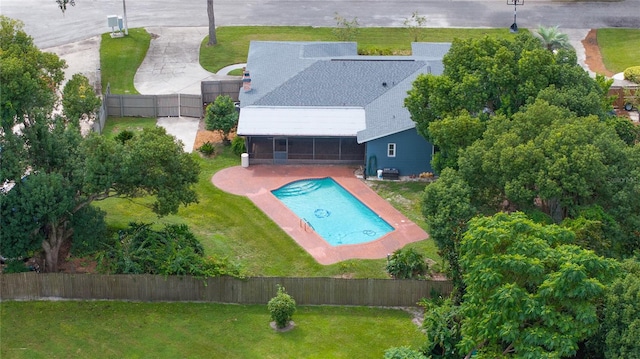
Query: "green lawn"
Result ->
[[100, 28, 151, 94], [1, 301, 424, 359], [598, 28, 640, 73], [100, 116, 157, 139], [94, 134, 439, 277], [200, 26, 516, 73]]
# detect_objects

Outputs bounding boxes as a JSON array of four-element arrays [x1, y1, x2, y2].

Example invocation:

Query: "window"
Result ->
[[387, 143, 396, 157]]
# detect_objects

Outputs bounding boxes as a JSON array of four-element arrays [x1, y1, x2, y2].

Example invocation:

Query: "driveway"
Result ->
[[134, 27, 220, 95]]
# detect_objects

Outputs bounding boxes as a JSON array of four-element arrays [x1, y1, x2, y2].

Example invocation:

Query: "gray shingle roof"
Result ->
[[238, 41, 451, 142], [254, 60, 425, 107]]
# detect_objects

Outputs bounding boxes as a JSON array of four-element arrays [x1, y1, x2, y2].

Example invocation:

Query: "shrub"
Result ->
[[231, 136, 246, 156], [624, 66, 640, 84], [114, 129, 135, 145], [267, 285, 296, 329], [96, 222, 242, 278], [419, 297, 463, 359], [204, 95, 238, 143], [383, 346, 426, 359], [197, 141, 215, 156], [2, 259, 30, 273], [358, 47, 393, 56], [385, 247, 428, 279]]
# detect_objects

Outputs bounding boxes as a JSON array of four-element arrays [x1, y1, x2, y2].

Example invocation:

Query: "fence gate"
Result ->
[[180, 94, 203, 118], [157, 95, 180, 117]]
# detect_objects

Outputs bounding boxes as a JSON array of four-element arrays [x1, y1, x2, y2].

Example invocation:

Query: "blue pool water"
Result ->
[[271, 178, 394, 246]]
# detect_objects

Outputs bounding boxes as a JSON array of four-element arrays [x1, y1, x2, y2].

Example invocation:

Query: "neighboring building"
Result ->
[[237, 41, 450, 177]]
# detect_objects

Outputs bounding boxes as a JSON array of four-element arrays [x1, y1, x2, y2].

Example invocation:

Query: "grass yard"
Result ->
[[94, 118, 439, 277], [100, 116, 157, 139], [598, 28, 640, 73], [1, 301, 425, 358], [100, 28, 151, 94], [200, 26, 517, 73]]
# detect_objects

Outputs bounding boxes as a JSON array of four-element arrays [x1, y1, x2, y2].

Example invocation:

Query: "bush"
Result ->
[[385, 247, 428, 279], [114, 130, 135, 145], [204, 95, 238, 143], [231, 136, 246, 156], [358, 47, 393, 56], [624, 66, 640, 84], [97, 222, 242, 278], [197, 141, 216, 156], [2, 259, 30, 273], [383, 346, 426, 359], [267, 285, 296, 329]]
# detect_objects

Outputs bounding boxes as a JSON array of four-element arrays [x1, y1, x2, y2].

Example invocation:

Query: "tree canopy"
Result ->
[[0, 16, 66, 127], [404, 32, 613, 173], [204, 95, 238, 143], [62, 73, 101, 125], [1, 117, 200, 271], [422, 168, 476, 302], [459, 212, 618, 358], [0, 17, 200, 272]]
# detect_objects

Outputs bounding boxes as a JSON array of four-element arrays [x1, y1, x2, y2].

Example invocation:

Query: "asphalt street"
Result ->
[[2, 0, 640, 48]]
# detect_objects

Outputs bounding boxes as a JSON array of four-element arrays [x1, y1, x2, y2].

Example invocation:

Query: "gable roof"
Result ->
[[237, 41, 450, 142]]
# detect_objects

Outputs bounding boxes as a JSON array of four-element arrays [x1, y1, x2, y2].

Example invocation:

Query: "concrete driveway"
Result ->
[[134, 27, 217, 95]]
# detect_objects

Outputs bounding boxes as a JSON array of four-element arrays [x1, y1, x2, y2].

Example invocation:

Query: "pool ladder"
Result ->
[[300, 218, 315, 232]]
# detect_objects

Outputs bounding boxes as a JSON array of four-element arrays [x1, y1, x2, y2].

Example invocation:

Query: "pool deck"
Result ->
[[211, 165, 429, 265]]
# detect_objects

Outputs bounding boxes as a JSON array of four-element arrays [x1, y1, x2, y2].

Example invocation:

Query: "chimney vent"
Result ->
[[242, 70, 252, 91]]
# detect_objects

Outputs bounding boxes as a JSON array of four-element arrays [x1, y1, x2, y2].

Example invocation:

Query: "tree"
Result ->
[[405, 32, 612, 170], [457, 100, 640, 255], [404, 11, 428, 42], [422, 168, 476, 302], [0, 16, 66, 127], [62, 73, 101, 125], [458, 212, 619, 358], [0, 115, 200, 272], [332, 13, 360, 42], [204, 95, 238, 144], [602, 259, 640, 358], [427, 110, 485, 172], [536, 25, 572, 52], [207, 0, 217, 45]]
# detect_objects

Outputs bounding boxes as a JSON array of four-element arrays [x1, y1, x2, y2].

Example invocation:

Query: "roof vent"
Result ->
[[382, 82, 387, 87], [242, 70, 252, 92]]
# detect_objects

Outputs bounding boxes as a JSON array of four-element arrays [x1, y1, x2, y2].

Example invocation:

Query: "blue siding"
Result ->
[[365, 129, 433, 177]]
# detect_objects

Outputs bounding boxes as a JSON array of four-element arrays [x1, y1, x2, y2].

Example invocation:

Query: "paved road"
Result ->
[[3, 0, 639, 48]]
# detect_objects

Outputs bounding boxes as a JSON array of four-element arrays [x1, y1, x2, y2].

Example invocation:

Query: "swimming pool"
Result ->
[[271, 177, 394, 246]]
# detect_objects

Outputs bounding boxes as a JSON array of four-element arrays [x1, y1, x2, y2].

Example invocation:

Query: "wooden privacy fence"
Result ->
[[0, 273, 452, 306], [106, 93, 203, 118], [201, 79, 243, 105]]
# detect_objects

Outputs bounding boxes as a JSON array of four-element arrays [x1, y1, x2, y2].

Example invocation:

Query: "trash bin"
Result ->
[[241, 153, 249, 168], [377, 169, 383, 179]]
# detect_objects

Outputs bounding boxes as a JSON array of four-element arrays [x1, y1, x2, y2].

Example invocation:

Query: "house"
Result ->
[[237, 41, 451, 177]]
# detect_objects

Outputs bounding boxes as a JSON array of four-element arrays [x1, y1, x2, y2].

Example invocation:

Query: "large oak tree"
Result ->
[[0, 17, 200, 272]]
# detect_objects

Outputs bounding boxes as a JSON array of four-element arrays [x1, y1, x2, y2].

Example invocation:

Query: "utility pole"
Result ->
[[122, 0, 129, 35]]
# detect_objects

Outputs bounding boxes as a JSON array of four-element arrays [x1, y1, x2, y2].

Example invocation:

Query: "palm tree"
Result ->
[[536, 25, 571, 52]]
